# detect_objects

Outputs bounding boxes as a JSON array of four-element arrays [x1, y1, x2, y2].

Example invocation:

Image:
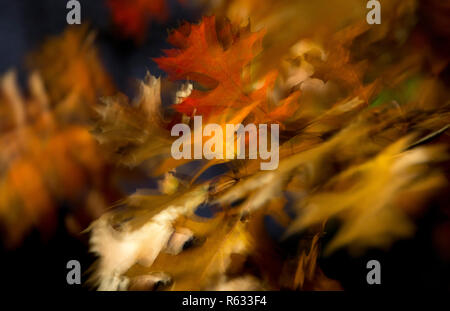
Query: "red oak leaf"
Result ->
[[154, 16, 266, 116]]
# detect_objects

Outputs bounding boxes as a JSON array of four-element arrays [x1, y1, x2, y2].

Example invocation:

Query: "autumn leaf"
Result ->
[[287, 137, 448, 255], [28, 26, 115, 121], [107, 0, 169, 42], [92, 74, 174, 167], [88, 184, 208, 290], [155, 16, 266, 117], [125, 213, 253, 290], [0, 70, 112, 247]]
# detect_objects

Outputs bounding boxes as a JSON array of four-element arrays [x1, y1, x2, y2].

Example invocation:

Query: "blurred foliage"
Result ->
[[88, 0, 450, 291], [0, 0, 449, 291]]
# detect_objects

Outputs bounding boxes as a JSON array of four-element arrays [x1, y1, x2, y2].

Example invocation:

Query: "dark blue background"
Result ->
[[0, 0, 202, 95]]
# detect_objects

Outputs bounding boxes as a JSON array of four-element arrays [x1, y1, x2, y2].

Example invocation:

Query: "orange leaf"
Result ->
[[154, 16, 266, 117]]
